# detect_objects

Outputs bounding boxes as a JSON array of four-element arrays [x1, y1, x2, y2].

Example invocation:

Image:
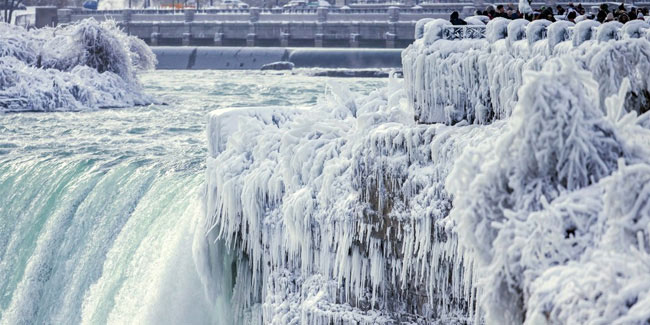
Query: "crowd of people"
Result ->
[[449, 2, 649, 25]]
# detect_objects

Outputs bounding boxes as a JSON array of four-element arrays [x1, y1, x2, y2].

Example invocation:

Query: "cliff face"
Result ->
[[199, 19, 650, 324]]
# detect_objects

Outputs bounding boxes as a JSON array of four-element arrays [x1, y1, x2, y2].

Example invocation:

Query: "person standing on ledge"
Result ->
[[450, 11, 468, 25]]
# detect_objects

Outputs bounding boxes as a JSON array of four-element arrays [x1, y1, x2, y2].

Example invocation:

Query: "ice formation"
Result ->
[[403, 18, 650, 125], [199, 18, 650, 324], [0, 19, 156, 112]]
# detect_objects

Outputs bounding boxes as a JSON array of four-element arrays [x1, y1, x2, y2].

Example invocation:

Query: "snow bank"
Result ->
[[0, 19, 156, 112], [200, 17, 650, 325], [403, 18, 650, 124]]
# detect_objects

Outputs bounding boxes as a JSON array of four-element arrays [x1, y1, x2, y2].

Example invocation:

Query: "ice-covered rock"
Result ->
[[200, 17, 650, 325], [0, 19, 156, 112]]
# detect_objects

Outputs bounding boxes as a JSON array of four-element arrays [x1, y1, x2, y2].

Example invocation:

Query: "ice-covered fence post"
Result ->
[[386, 31, 397, 48], [317, 6, 328, 22], [350, 33, 360, 47], [35, 7, 58, 28], [214, 32, 223, 46], [56, 9, 72, 25]]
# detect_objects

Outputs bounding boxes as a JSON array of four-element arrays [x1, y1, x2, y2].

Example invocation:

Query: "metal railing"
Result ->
[[443, 25, 486, 39], [439, 24, 642, 42]]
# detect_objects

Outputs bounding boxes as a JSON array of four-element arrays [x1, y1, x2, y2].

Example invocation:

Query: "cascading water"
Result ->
[[0, 70, 385, 324]]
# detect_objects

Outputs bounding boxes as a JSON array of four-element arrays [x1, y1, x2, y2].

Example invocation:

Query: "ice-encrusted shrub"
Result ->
[[586, 38, 650, 114], [0, 56, 153, 112], [446, 59, 624, 324], [0, 23, 40, 64], [524, 162, 650, 324], [0, 19, 156, 112], [39, 19, 153, 85]]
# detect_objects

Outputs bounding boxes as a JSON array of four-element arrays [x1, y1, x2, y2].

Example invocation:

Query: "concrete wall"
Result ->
[[35, 7, 58, 28], [152, 46, 402, 69]]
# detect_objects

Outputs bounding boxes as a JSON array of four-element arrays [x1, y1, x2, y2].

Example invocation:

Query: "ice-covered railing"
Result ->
[[442, 25, 487, 39], [403, 18, 650, 124], [0, 19, 156, 112]]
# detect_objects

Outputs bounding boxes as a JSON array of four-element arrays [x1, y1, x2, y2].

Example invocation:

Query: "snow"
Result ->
[[199, 17, 650, 325], [546, 20, 573, 52], [0, 19, 156, 112], [572, 20, 600, 46], [414, 18, 434, 40], [423, 19, 452, 45], [485, 17, 510, 43], [464, 17, 486, 26], [621, 20, 650, 39], [597, 21, 623, 42], [525, 19, 551, 46]]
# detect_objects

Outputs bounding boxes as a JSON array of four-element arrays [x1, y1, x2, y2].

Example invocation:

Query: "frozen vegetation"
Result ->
[[199, 18, 650, 324], [0, 19, 156, 112]]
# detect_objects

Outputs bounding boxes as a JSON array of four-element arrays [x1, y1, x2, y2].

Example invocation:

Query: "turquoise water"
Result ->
[[0, 71, 384, 325]]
